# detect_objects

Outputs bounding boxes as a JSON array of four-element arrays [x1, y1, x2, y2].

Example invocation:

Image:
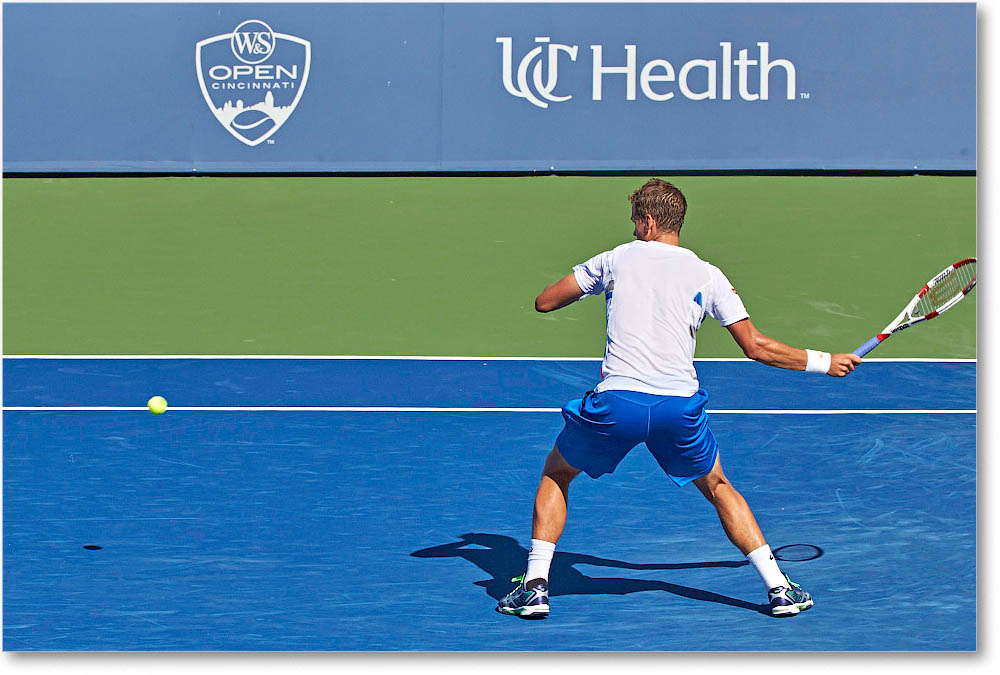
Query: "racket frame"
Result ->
[[853, 257, 976, 357]]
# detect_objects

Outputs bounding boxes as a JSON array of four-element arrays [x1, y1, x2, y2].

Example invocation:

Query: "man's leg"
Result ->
[[496, 445, 581, 618], [694, 454, 813, 615], [525, 445, 581, 585], [692, 454, 765, 555], [532, 444, 582, 544]]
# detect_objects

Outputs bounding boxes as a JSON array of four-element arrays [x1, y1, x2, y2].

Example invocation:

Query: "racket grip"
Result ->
[[853, 336, 882, 357]]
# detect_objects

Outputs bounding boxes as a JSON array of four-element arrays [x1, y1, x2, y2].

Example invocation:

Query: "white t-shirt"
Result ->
[[573, 240, 749, 397]]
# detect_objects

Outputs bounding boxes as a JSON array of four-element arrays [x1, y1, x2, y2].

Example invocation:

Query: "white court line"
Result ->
[[0, 355, 977, 362], [0, 406, 977, 414], [0, 406, 563, 413], [709, 409, 976, 415], [3, 355, 602, 361]]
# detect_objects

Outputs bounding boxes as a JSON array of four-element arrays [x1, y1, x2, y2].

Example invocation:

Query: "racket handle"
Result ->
[[853, 336, 882, 357]]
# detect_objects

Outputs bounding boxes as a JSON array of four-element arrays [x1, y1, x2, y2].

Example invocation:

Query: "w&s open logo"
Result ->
[[196, 20, 311, 146]]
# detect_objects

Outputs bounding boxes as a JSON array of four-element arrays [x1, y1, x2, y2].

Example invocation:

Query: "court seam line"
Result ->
[[0, 355, 977, 362], [1, 406, 977, 414]]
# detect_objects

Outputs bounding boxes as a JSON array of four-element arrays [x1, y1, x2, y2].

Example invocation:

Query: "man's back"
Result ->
[[574, 240, 748, 397]]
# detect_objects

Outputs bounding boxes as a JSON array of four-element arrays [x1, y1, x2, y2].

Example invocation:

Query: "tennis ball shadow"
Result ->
[[412, 533, 822, 615]]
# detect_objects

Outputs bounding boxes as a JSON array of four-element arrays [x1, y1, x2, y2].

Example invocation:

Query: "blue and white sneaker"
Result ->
[[496, 575, 549, 619], [768, 574, 814, 616]]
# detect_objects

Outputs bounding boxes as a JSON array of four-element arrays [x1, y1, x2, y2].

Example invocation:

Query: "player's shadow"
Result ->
[[411, 532, 770, 615]]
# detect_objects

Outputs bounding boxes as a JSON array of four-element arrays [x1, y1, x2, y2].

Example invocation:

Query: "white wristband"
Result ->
[[805, 349, 832, 374]]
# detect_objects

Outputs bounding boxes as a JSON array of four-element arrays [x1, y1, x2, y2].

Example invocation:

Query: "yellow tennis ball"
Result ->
[[147, 396, 168, 415]]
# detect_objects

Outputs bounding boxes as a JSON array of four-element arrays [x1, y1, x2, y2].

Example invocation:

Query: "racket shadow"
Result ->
[[411, 532, 770, 615]]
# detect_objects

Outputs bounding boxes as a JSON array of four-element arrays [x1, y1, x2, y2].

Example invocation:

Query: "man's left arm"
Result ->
[[726, 318, 860, 377], [535, 274, 585, 313]]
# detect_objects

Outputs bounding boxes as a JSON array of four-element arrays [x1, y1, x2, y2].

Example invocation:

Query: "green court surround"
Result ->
[[2, 175, 976, 357]]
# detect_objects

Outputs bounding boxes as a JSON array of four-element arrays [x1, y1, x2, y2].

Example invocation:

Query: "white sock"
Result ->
[[746, 544, 787, 591], [525, 539, 556, 584]]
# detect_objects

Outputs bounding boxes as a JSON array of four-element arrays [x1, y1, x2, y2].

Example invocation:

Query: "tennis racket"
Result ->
[[854, 257, 977, 357]]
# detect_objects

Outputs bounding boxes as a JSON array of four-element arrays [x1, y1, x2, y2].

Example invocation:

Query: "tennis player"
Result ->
[[498, 179, 861, 619]]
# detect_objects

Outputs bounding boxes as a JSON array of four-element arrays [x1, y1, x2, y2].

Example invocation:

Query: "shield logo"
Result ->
[[196, 20, 311, 146]]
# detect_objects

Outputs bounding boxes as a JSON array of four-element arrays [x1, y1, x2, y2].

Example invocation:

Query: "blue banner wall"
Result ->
[[2, 3, 976, 172]]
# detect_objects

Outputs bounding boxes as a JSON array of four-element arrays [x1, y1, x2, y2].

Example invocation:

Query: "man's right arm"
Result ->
[[536, 250, 611, 313], [535, 273, 585, 313], [725, 318, 861, 377]]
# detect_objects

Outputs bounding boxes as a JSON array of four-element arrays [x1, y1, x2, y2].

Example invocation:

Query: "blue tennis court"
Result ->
[[2, 358, 976, 651]]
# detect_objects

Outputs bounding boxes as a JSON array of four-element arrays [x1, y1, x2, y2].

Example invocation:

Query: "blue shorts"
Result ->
[[555, 389, 719, 486]]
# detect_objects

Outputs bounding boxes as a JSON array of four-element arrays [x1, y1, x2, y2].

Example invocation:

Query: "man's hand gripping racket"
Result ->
[[853, 258, 977, 357]]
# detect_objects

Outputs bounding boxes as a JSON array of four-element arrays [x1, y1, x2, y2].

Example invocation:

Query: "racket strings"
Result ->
[[915, 261, 977, 315]]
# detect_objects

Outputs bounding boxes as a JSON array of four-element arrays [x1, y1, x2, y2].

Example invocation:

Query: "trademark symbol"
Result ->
[[800, 92, 811, 100], [267, 139, 276, 145]]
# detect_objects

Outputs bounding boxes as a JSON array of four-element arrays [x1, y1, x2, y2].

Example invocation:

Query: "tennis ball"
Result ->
[[147, 396, 168, 415]]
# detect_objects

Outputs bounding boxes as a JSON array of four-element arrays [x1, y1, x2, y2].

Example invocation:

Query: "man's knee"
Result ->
[[693, 455, 730, 502]]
